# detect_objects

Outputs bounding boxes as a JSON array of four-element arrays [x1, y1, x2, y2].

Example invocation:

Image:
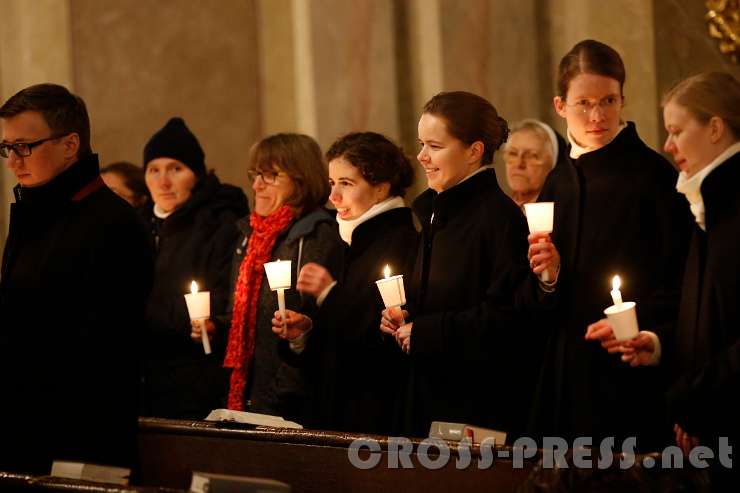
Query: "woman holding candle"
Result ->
[[140, 117, 249, 419], [597, 72, 740, 458], [503, 119, 566, 210], [219, 133, 344, 421], [528, 40, 693, 450], [272, 132, 417, 434], [380, 91, 552, 438]]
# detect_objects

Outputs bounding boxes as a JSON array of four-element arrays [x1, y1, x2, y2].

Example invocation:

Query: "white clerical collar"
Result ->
[[438, 165, 493, 195], [568, 122, 627, 159], [676, 141, 740, 231], [153, 203, 174, 219], [337, 196, 406, 245]]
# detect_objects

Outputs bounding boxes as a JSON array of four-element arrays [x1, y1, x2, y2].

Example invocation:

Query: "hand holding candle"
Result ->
[[184, 281, 212, 355], [376, 265, 407, 323], [264, 259, 292, 336], [523, 202, 555, 282]]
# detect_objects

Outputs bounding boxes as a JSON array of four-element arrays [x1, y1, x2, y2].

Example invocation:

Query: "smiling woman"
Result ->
[[217, 133, 344, 421], [378, 91, 552, 438]]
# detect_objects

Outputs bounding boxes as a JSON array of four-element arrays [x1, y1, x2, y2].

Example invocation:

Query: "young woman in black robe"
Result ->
[[528, 40, 693, 451], [594, 72, 740, 460], [273, 132, 418, 434], [381, 92, 553, 439]]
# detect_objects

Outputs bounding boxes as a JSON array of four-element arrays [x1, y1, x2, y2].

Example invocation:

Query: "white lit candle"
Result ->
[[610, 275, 623, 307], [523, 202, 554, 282], [264, 259, 292, 335], [184, 280, 211, 355], [376, 265, 407, 324]]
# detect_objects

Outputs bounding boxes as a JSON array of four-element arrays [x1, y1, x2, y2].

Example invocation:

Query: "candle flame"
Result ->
[[612, 275, 621, 291], [384, 265, 391, 279], [191, 280, 199, 294]]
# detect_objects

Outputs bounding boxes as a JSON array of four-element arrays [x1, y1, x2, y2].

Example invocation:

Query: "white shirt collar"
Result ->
[[153, 203, 174, 219], [568, 122, 627, 159]]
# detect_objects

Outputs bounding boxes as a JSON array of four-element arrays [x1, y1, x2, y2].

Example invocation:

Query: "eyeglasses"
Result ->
[[565, 95, 621, 115], [247, 169, 287, 185], [0, 134, 69, 158], [503, 149, 549, 167]]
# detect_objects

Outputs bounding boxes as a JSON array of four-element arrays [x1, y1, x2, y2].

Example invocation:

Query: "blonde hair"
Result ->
[[662, 72, 740, 140]]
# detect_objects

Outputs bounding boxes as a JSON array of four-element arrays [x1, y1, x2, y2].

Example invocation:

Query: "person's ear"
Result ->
[[554, 96, 567, 119], [374, 182, 391, 202], [708, 116, 725, 144], [62, 133, 80, 159], [469, 141, 484, 164]]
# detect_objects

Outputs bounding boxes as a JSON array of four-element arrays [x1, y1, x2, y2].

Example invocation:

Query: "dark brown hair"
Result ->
[[557, 39, 626, 98], [0, 83, 92, 158], [101, 161, 150, 206], [248, 133, 329, 214], [326, 132, 415, 197], [662, 72, 740, 140], [422, 91, 509, 165]]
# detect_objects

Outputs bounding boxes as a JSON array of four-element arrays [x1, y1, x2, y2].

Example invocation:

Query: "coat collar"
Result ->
[[350, 207, 413, 253], [238, 207, 334, 244], [13, 153, 101, 205], [700, 150, 740, 232], [412, 168, 500, 224]]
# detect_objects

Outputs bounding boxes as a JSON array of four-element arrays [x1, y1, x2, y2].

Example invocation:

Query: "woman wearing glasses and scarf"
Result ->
[[528, 40, 693, 450], [216, 133, 343, 421]]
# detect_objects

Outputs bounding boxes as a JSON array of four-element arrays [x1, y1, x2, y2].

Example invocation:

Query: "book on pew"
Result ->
[[205, 408, 303, 429], [190, 471, 291, 493], [429, 421, 507, 445], [50, 460, 130, 485]]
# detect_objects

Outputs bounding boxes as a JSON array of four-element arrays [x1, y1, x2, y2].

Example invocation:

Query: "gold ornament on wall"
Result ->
[[706, 0, 740, 63]]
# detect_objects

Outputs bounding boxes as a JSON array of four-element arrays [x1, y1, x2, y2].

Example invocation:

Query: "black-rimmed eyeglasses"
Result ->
[[247, 169, 287, 185], [0, 134, 69, 158]]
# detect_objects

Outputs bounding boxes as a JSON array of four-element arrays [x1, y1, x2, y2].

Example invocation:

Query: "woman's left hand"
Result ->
[[271, 309, 313, 341], [296, 262, 335, 298], [395, 322, 413, 354], [528, 232, 560, 280]]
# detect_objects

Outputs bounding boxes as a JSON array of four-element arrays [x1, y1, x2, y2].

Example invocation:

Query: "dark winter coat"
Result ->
[[404, 168, 548, 438], [530, 122, 693, 450], [664, 151, 740, 444], [222, 208, 344, 422], [140, 172, 248, 420], [0, 154, 153, 474], [305, 207, 418, 434]]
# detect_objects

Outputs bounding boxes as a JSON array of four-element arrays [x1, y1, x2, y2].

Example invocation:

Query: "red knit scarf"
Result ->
[[224, 205, 294, 410]]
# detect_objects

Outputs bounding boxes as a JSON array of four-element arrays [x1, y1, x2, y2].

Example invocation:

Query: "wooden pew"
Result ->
[[138, 418, 538, 492], [0, 471, 183, 492]]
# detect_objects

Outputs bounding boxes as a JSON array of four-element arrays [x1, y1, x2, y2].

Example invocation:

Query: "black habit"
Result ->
[[664, 150, 740, 445], [405, 168, 547, 439], [530, 122, 693, 450], [305, 207, 418, 435]]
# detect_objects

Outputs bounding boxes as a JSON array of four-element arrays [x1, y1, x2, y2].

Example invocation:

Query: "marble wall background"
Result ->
[[1, 0, 740, 247]]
